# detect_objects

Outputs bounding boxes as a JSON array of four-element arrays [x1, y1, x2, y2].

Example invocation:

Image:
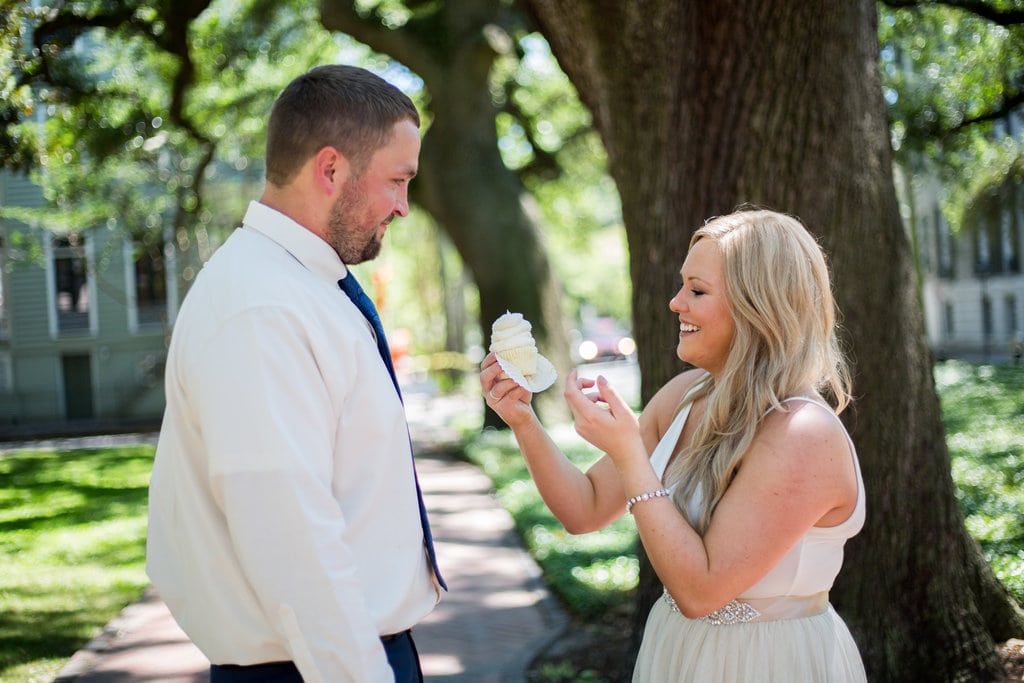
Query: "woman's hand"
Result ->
[[564, 369, 645, 468], [480, 353, 536, 429]]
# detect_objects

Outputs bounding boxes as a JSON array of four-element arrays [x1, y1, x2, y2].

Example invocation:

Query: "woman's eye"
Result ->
[[691, 288, 705, 297]]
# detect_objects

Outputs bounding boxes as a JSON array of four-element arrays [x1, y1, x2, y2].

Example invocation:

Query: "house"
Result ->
[[0, 170, 177, 438], [910, 168, 1023, 364]]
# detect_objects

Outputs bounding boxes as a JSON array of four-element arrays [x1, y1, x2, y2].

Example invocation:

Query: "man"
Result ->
[[147, 65, 443, 683]]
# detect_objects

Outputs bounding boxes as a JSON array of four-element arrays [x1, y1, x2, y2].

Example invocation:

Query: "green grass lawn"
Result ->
[[466, 359, 1024, 618], [470, 423, 638, 619], [0, 445, 154, 683], [936, 360, 1024, 600], [0, 360, 1019, 682]]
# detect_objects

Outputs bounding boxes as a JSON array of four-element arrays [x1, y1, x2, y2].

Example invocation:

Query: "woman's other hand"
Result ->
[[564, 369, 645, 466]]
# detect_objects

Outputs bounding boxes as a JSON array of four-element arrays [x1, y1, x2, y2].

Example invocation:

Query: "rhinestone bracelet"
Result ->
[[626, 487, 671, 514]]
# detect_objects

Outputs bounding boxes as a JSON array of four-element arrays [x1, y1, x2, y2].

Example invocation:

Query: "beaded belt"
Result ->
[[661, 588, 829, 625]]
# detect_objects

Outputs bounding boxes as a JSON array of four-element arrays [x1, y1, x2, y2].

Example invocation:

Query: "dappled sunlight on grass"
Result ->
[[569, 556, 639, 592], [935, 361, 1024, 601], [467, 426, 636, 619], [0, 446, 154, 683]]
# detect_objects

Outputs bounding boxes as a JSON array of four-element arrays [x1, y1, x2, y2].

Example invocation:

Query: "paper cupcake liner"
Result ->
[[496, 347, 538, 375], [494, 352, 557, 393]]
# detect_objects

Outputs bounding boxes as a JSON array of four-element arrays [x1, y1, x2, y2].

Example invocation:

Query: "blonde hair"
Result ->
[[664, 209, 851, 533]]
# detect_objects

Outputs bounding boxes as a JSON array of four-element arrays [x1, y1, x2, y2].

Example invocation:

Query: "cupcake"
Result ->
[[490, 312, 538, 376], [489, 311, 557, 392]]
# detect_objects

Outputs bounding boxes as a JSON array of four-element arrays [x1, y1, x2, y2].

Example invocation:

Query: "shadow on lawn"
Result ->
[[0, 445, 154, 679], [0, 447, 153, 532], [0, 608, 112, 671]]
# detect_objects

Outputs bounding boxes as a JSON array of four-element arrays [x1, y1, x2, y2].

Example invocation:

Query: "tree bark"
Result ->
[[320, 0, 572, 424], [521, 0, 1023, 680]]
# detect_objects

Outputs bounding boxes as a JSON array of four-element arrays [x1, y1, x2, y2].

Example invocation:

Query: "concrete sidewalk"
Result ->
[[52, 446, 569, 682]]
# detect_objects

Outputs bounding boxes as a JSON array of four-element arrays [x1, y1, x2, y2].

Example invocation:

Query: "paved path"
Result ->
[[40, 395, 569, 682]]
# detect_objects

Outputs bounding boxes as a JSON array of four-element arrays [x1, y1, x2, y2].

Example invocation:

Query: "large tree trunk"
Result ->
[[320, 0, 572, 424], [522, 0, 1023, 680]]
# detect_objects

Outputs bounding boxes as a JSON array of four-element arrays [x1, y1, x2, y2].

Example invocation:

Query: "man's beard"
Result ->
[[326, 179, 388, 265]]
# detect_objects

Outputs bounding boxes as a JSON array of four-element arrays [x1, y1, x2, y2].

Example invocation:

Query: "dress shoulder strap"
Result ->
[[776, 396, 865, 533], [670, 372, 711, 421], [764, 396, 858, 465], [760, 395, 837, 419], [778, 395, 836, 412], [652, 373, 709, 481]]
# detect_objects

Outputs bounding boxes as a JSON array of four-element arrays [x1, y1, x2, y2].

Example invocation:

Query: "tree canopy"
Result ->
[[880, 0, 1024, 230], [0, 0, 630, 371], [0, 1, 342, 270]]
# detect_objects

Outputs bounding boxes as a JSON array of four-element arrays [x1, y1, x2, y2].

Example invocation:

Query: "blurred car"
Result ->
[[575, 317, 636, 363]]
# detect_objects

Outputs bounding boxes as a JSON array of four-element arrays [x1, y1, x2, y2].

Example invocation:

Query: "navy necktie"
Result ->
[[338, 272, 446, 591]]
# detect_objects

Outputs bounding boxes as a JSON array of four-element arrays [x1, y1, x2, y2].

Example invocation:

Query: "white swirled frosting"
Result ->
[[490, 311, 538, 376]]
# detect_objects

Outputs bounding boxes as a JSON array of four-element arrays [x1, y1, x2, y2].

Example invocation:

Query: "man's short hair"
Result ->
[[265, 65, 420, 186]]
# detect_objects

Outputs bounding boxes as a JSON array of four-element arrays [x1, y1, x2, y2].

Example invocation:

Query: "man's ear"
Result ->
[[313, 146, 350, 196]]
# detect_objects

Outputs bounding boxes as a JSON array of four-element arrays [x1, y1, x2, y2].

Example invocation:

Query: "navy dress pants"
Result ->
[[209, 630, 423, 682]]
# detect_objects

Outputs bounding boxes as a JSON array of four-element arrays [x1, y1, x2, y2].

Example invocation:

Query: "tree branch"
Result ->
[[25, 5, 146, 89], [27, 0, 215, 147], [881, 0, 1024, 26], [319, 1, 435, 80], [953, 88, 1024, 131], [906, 88, 1024, 141], [33, 5, 145, 48], [149, 1, 214, 146]]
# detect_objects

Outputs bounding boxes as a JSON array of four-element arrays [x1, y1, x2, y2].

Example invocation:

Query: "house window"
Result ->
[[1002, 207, 1020, 274], [131, 240, 168, 328], [53, 234, 90, 333], [943, 301, 955, 339], [975, 228, 993, 276], [0, 234, 7, 340], [982, 293, 993, 341], [1007, 294, 1019, 340], [917, 214, 932, 272], [935, 207, 954, 279], [974, 209, 1019, 276], [0, 351, 10, 393]]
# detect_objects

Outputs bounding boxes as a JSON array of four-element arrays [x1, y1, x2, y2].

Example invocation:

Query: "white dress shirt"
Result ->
[[147, 201, 439, 683]]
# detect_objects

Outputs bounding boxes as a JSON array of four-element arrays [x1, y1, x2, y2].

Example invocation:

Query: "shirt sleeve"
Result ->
[[191, 304, 394, 683]]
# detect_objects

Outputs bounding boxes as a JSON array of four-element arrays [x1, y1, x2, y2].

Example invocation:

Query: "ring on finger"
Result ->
[[489, 389, 499, 400]]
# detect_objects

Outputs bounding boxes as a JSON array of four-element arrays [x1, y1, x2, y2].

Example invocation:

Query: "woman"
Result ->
[[481, 209, 867, 681]]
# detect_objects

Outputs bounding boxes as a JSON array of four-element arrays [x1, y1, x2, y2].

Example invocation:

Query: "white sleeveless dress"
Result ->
[[632, 397, 868, 682]]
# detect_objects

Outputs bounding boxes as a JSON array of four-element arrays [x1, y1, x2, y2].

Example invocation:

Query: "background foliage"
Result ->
[[938, 360, 1024, 601], [3, 1, 1019, 355], [0, 0, 632, 356], [879, 2, 1024, 233]]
